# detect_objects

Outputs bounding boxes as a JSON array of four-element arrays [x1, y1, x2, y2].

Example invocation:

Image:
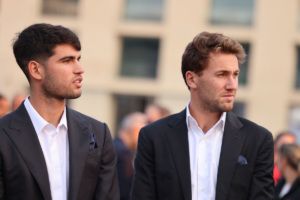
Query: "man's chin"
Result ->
[[220, 104, 234, 112], [65, 92, 82, 100]]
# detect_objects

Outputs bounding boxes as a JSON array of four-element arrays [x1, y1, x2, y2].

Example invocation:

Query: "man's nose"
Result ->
[[225, 75, 238, 90], [74, 61, 84, 74]]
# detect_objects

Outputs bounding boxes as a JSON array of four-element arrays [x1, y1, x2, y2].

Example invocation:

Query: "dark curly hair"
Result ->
[[12, 23, 81, 81]]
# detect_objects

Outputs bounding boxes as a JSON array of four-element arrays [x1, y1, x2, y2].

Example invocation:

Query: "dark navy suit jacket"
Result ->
[[131, 110, 274, 200], [0, 104, 119, 200]]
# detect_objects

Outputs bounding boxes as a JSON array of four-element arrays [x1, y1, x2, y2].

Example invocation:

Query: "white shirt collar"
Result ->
[[24, 97, 68, 134], [59, 108, 68, 129], [185, 104, 226, 133], [186, 103, 226, 200]]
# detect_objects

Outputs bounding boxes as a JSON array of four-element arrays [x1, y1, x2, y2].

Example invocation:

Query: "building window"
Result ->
[[239, 43, 251, 86], [210, 0, 254, 26], [120, 37, 160, 79], [232, 101, 246, 117], [124, 0, 164, 21], [295, 46, 300, 89], [114, 94, 153, 130], [42, 0, 79, 16]]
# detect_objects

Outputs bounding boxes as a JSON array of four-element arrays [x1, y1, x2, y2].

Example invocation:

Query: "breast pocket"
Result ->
[[84, 149, 101, 178], [231, 164, 252, 192]]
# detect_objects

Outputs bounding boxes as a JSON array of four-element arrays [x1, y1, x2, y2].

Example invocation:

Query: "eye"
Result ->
[[234, 72, 240, 78], [62, 58, 72, 63], [216, 72, 226, 77], [63, 59, 71, 63]]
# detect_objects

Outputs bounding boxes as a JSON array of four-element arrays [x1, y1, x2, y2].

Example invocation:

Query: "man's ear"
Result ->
[[185, 71, 198, 89], [28, 60, 43, 81]]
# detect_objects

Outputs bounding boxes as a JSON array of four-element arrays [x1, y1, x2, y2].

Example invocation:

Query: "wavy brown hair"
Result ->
[[181, 31, 246, 87]]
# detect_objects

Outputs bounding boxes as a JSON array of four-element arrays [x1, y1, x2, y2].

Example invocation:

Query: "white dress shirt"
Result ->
[[186, 105, 226, 200], [279, 182, 292, 198], [24, 98, 69, 200]]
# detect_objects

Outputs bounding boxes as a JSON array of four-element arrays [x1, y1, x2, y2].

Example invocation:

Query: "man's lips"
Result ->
[[222, 94, 235, 101], [223, 94, 235, 97], [73, 77, 83, 88]]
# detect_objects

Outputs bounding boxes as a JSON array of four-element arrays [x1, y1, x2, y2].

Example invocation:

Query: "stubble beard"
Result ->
[[204, 99, 234, 113], [42, 79, 82, 100]]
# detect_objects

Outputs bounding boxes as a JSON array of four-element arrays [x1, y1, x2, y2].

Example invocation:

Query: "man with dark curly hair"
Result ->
[[0, 23, 119, 200]]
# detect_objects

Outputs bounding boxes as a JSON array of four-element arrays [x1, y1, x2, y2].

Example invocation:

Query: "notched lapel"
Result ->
[[165, 110, 191, 200], [5, 105, 52, 200], [67, 109, 91, 200], [215, 112, 244, 200]]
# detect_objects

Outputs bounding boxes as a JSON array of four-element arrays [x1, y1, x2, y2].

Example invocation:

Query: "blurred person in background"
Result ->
[[274, 131, 297, 185], [144, 103, 171, 123], [114, 112, 147, 200], [0, 23, 119, 200], [0, 94, 10, 117], [275, 144, 300, 200], [11, 93, 27, 111]]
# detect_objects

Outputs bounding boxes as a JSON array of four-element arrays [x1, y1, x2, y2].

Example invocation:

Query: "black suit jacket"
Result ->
[[131, 110, 274, 200], [0, 104, 119, 200], [275, 178, 300, 200]]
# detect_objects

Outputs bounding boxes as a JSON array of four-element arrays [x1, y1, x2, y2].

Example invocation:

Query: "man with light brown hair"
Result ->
[[132, 32, 274, 200]]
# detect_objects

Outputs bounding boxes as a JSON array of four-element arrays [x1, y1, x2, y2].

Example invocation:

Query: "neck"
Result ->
[[189, 101, 222, 133], [29, 93, 66, 127]]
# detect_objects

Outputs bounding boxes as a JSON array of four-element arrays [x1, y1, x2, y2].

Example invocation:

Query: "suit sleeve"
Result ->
[[249, 131, 274, 200], [94, 123, 120, 200], [131, 128, 157, 200]]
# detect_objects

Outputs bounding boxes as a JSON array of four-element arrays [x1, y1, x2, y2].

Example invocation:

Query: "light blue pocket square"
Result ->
[[237, 155, 248, 165], [89, 132, 98, 150]]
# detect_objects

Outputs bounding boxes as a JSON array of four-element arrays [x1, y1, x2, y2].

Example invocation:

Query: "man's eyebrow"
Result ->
[[215, 70, 230, 73], [215, 69, 240, 74], [58, 55, 80, 61]]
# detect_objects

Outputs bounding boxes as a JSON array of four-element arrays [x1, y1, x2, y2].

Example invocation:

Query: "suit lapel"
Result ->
[[67, 108, 90, 200], [165, 109, 191, 200], [215, 112, 244, 200], [4, 105, 52, 200]]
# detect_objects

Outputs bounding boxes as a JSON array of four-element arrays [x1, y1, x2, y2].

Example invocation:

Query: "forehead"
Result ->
[[206, 52, 239, 71], [52, 44, 80, 56]]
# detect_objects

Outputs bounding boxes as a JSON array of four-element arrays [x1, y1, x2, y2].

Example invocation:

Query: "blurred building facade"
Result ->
[[1, 0, 300, 136]]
